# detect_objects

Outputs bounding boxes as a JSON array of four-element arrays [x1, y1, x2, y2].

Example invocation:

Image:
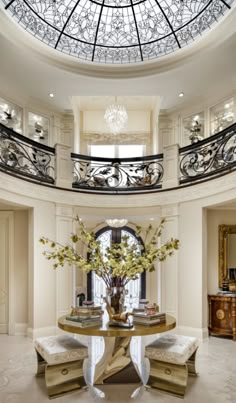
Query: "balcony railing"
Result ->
[[179, 123, 236, 184], [71, 153, 164, 193], [1, 122, 236, 193], [0, 123, 55, 184]]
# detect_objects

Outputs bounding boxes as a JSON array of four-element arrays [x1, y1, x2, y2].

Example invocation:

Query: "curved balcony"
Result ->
[[179, 123, 236, 185], [1, 122, 236, 194], [71, 152, 164, 194], [0, 123, 55, 185]]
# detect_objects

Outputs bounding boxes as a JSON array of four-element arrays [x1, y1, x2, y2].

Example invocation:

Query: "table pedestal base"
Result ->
[[94, 336, 141, 385]]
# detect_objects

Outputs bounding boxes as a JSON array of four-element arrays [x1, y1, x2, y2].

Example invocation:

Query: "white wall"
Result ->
[[83, 110, 150, 134], [3, 166, 236, 338]]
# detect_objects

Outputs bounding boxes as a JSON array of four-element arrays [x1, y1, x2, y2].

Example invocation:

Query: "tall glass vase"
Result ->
[[106, 287, 126, 314]]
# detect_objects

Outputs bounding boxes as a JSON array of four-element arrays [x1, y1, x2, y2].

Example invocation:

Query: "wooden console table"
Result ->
[[208, 294, 236, 340]]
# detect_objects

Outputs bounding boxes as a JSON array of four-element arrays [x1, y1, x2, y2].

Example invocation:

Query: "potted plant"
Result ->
[[40, 217, 179, 313]]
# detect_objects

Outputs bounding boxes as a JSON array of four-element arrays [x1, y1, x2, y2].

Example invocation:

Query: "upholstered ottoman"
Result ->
[[34, 335, 88, 398], [145, 334, 199, 398]]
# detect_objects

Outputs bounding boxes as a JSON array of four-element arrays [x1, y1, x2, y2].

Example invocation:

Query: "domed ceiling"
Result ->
[[2, 0, 235, 64]]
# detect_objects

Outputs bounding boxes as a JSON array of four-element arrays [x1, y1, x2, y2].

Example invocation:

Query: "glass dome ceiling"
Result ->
[[2, 0, 235, 64]]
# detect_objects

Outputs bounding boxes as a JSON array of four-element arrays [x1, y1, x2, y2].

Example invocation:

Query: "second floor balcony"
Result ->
[[1, 122, 236, 194]]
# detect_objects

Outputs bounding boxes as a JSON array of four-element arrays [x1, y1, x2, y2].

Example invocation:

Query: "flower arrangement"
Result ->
[[39, 217, 179, 288]]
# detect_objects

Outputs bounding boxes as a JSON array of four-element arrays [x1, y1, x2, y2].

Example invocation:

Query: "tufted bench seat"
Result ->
[[34, 335, 88, 399], [145, 334, 199, 398]]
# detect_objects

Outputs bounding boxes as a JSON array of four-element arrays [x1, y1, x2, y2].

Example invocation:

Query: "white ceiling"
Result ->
[[75, 96, 158, 111], [0, 7, 236, 113]]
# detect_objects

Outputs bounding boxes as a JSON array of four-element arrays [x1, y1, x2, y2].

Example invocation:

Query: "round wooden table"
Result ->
[[58, 314, 176, 385]]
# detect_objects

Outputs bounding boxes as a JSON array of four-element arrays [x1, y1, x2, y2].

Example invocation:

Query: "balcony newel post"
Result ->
[[162, 144, 179, 189], [55, 143, 73, 189]]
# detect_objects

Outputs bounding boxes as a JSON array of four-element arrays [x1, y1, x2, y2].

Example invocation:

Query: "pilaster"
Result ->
[[160, 204, 179, 321], [55, 205, 74, 318]]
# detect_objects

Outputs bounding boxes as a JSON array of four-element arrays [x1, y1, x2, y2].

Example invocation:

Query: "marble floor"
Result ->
[[0, 333, 235, 403]]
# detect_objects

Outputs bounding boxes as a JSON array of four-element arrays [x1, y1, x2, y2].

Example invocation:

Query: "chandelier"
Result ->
[[104, 98, 128, 134], [105, 219, 128, 228]]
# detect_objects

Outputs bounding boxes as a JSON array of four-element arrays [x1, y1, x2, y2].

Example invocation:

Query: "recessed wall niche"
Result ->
[[0, 97, 23, 134], [28, 112, 49, 145], [182, 112, 204, 145], [210, 98, 234, 135]]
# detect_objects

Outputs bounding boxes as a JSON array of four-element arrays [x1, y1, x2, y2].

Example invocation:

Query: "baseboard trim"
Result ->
[[27, 326, 58, 340], [14, 322, 28, 335], [174, 325, 209, 340]]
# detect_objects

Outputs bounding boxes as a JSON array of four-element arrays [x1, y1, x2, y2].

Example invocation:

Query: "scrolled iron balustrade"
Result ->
[[2, 121, 236, 192], [0, 123, 55, 184], [179, 123, 236, 184], [71, 153, 164, 193]]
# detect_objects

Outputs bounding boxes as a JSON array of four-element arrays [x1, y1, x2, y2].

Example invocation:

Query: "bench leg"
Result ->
[[146, 359, 188, 398], [45, 360, 87, 399], [35, 350, 47, 376], [187, 348, 198, 376]]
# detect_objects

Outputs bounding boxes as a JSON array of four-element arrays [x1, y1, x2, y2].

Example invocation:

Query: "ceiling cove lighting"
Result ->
[[2, 0, 235, 64]]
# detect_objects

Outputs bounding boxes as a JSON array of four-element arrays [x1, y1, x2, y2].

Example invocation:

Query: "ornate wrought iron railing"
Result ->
[[2, 121, 236, 192], [179, 123, 236, 184], [71, 153, 164, 193], [0, 123, 55, 184]]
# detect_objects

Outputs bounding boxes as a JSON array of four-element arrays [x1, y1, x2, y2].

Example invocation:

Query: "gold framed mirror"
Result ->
[[219, 224, 236, 288]]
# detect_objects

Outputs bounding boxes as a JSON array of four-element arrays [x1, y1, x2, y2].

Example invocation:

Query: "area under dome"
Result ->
[[1, 0, 235, 64]]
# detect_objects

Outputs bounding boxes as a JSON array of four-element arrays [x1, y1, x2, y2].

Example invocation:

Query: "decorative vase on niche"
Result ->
[[106, 287, 126, 314]]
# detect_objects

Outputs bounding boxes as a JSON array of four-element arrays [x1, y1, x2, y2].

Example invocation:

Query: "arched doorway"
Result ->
[[87, 226, 146, 308]]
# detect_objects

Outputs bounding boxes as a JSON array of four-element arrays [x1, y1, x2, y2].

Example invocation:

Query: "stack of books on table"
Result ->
[[64, 305, 103, 328], [132, 310, 166, 326]]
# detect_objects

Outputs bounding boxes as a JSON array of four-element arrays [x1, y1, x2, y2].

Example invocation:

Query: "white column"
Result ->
[[28, 201, 56, 338], [160, 205, 179, 320], [51, 115, 62, 147], [158, 114, 176, 153], [71, 97, 81, 153], [178, 201, 208, 339], [151, 96, 162, 154], [159, 114, 179, 189], [60, 114, 74, 147], [55, 205, 74, 319]]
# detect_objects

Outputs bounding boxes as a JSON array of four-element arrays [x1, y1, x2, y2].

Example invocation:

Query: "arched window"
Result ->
[[87, 226, 146, 307]]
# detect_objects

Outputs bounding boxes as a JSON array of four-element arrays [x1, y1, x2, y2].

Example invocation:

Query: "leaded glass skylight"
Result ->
[[2, 0, 235, 64]]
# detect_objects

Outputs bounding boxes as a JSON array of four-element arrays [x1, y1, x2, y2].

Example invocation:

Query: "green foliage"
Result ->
[[40, 216, 180, 287]]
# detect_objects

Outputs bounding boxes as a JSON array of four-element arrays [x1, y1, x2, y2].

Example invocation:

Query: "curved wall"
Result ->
[[1, 167, 236, 339]]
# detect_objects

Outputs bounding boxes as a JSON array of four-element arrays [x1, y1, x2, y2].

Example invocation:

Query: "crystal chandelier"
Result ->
[[104, 98, 128, 134], [105, 219, 128, 228]]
